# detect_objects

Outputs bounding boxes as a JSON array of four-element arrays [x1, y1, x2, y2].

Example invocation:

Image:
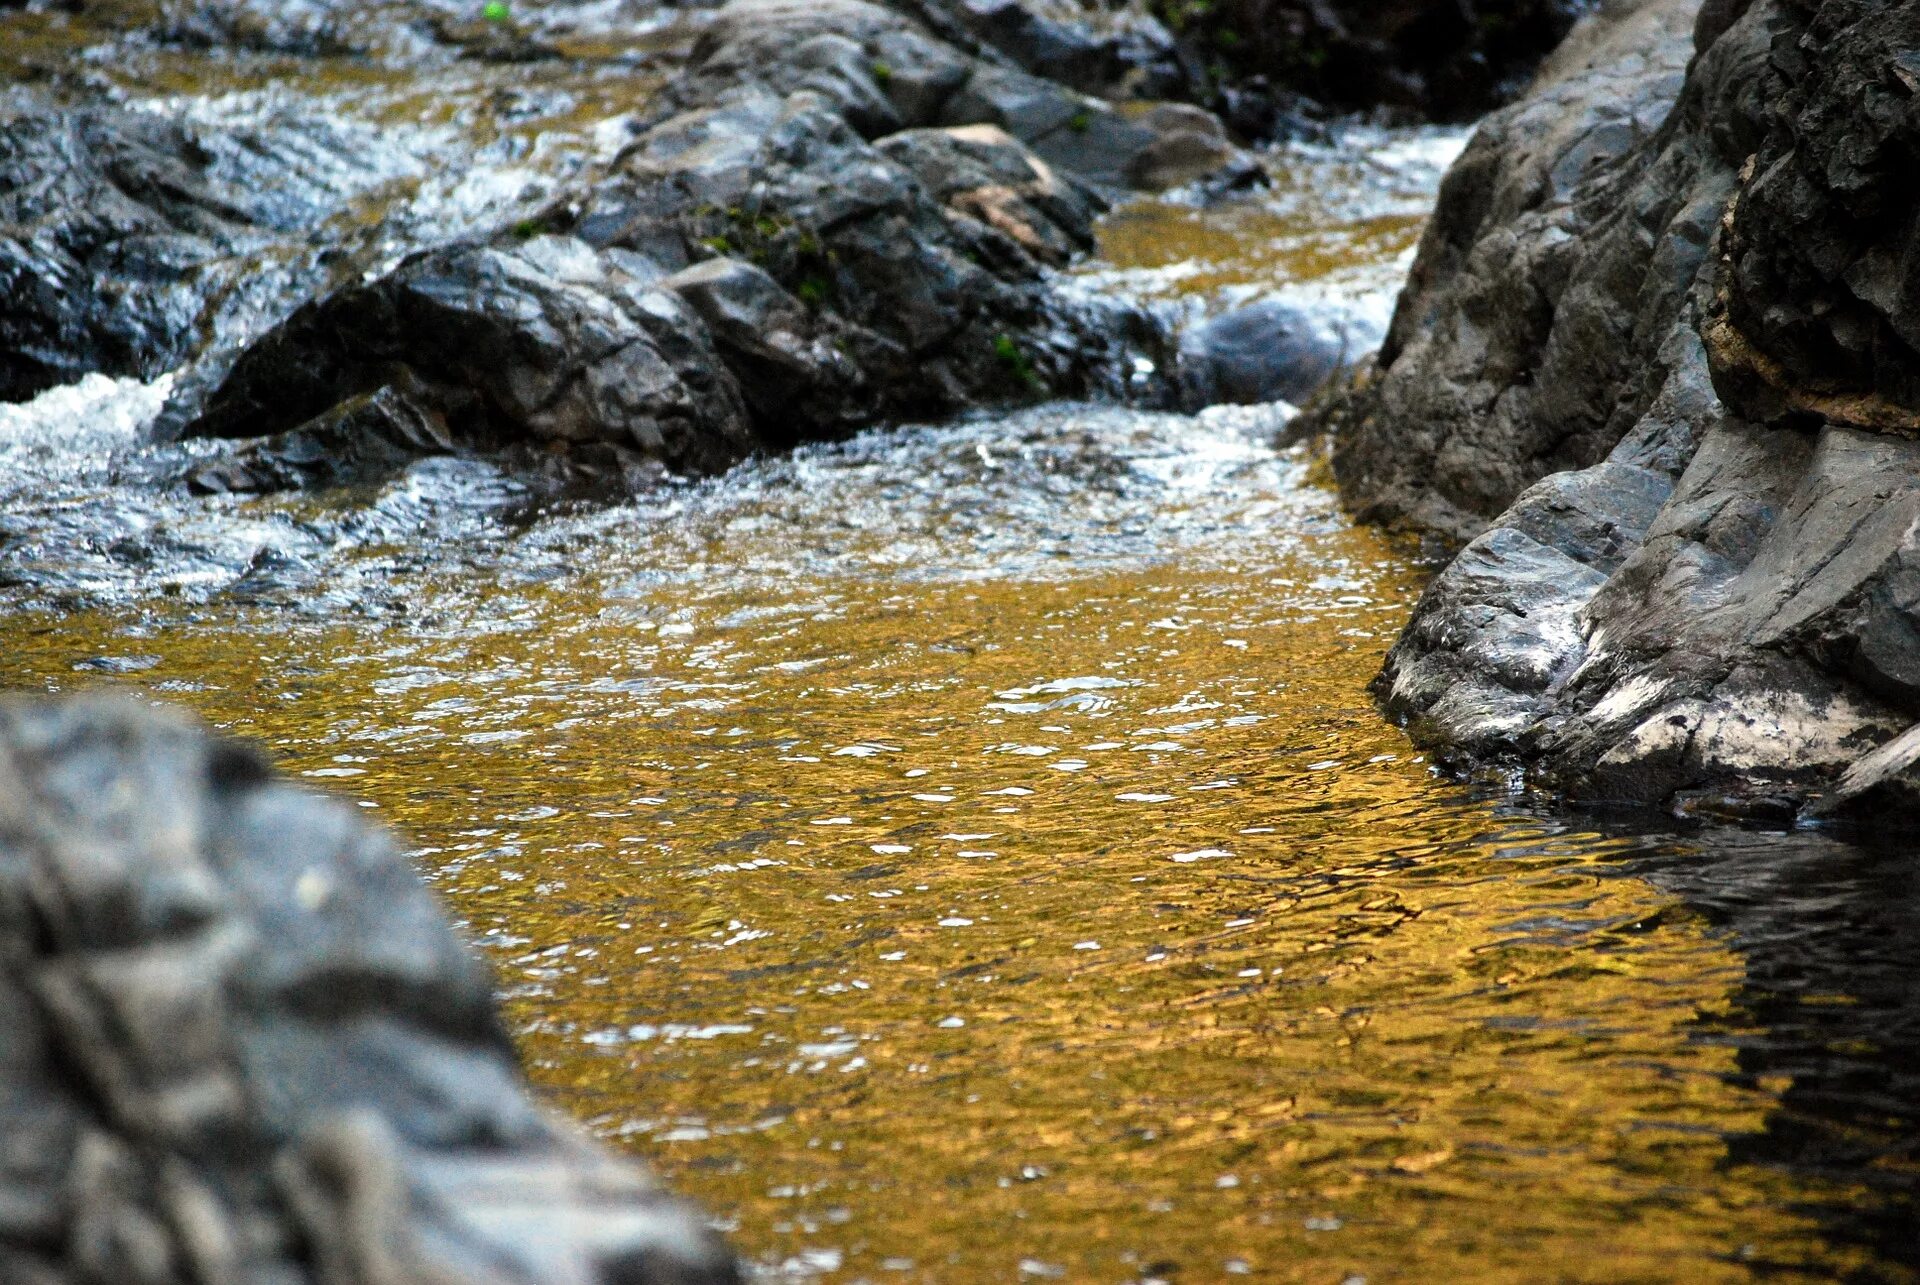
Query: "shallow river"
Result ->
[[1, 124, 1915, 1281]]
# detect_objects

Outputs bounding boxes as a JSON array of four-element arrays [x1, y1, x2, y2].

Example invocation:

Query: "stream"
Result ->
[[0, 36, 1916, 1279]]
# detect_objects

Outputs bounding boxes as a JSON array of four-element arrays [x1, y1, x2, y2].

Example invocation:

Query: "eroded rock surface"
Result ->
[[0, 89, 400, 405], [0, 694, 737, 1284], [1302, 0, 1920, 819]]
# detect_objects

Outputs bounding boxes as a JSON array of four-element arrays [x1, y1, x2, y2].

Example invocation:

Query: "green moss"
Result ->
[[796, 274, 831, 307], [700, 234, 734, 255], [992, 333, 1045, 393], [1067, 110, 1093, 134], [482, 0, 509, 21], [509, 217, 544, 240], [870, 59, 894, 85]]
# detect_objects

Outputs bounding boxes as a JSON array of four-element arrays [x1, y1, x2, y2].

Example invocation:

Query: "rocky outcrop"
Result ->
[[169, 0, 1256, 489], [1301, 0, 1920, 820], [0, 693, 737, 1283]]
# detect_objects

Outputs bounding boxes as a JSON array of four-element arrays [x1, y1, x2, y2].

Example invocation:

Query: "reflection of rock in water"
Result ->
[[1622, 825, 1920, 1271], [0, 695, 738, 1284]]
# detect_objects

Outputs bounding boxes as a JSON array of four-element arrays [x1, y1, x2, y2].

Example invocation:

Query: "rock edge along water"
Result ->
[[0, 693, 738, 1284], [166, 0, 1255, 492], [1299, 0, 1920, 820], [1, 0, 1576, 500]]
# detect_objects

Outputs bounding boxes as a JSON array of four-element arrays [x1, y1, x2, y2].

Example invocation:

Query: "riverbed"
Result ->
[[1, 104, 1914, 1283]]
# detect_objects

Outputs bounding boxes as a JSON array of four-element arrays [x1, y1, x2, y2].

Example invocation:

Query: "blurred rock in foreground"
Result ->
[[0, 694, 737, 1285]]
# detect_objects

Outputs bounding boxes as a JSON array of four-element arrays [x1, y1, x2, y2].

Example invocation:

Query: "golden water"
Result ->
[[3, 401, 1897, 1279], [0, 68, 1909, 1274]]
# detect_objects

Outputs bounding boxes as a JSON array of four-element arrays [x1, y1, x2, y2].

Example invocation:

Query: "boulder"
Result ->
[[0, 693, 737, 1283], [1304, 0, 1920, 819], [1178, 299, 1353, 407], [176, 0, 1217, 481], [180, 236, 759, 479], [0, 91, 330, 404]]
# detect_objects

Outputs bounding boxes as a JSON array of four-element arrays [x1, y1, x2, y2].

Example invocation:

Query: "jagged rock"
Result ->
[[1704, 1, 1920, 432], [1306, 0, 1920, 819], [0, 61, 475, 410], [926, 0, 1190, 101], [180, 236, 759, 478], [0, 693, 737, 1283], [176, 0, 1215, 478], [183, 385, 457, 497], [0, 91, 313, 404], [1311, 0, 1715, 543]]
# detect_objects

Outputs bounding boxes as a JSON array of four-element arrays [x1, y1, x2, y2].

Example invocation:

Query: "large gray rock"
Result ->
[[182, 235, 758, 478], [1309, 0, 1920, 819], [177, 0, 1237, 478], [0, 694, 737, 1283]]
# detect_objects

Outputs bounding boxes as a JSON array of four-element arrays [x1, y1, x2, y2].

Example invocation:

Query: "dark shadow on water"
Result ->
[[1490, 796, 1920, 1275]]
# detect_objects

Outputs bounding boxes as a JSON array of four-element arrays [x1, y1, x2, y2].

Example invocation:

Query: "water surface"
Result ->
[[0, 118, 1914, 1282]]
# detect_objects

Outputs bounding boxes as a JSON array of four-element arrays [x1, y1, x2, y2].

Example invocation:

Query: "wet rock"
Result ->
[[184, 385, 457, 496], [875, 123, 1101, 265], [1179, 299, 1352, 407], [1308, 0, 1714, 542], [931, 0, 1190, 101], [0, 81, 429, 407], [1305, 0, 1920, 817], [0, 693, 737, 1282], [662, 257, 873, 441], [179, 0, 1214, 479], [1704, 1, 1920, 434], [1122, 102, 1258, 194], [180, 236, 759, 478], [0, 91, 259, 403]]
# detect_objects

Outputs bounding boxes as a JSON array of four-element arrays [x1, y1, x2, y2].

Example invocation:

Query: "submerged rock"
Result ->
[[1300, 0, 1920, 819], [0, 693, 737, 1283]]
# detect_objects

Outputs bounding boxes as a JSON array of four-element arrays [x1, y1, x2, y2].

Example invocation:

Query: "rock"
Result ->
[[0, 92, 281, 403], [661, 257, 872, 441], [1309, 0, 1713, 543], [1122, 102, 1256, 193], [180, 236, 760, 479], [1179, 299, 1353, 407], [0, 74, 464, 409], [177, 0, 1209, 481], [1304, 0, 1920, 818], [1704, 2, 1920, 434], [183, 385, 457, 497], [931, 0, 1190, 101], [0, 693, 737, 1283], [1155, 0, 1595, 121], [875, 123, 1100, 264]]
